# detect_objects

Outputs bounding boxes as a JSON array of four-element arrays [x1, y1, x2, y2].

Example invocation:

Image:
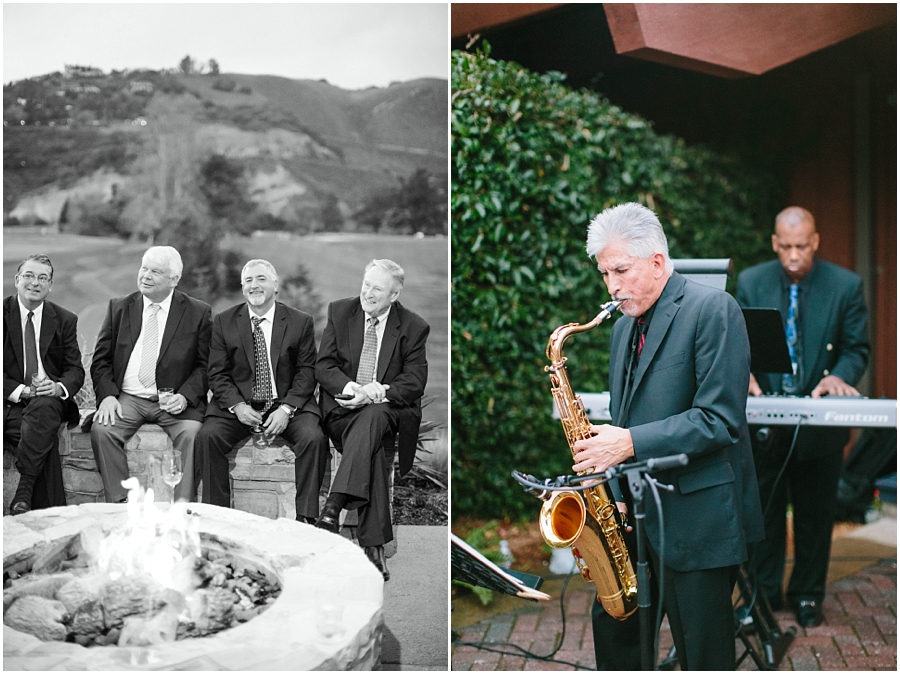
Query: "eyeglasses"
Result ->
[[19, 272, 51, 284]]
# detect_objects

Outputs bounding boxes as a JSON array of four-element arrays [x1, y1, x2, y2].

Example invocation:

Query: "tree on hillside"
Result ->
[[355, 168, 447, 235], [208, 59, 220, 76], [198, 153, 253, 234], [178, 55, 196, 76]]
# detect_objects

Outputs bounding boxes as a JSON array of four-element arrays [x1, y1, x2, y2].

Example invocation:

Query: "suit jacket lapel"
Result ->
[[377, 303, 401, 381], [270, 304, 287, 383], [127, 294, 143, 349], [5, 298, 25, 378], [158, 292, 184, 361], [39, 302, 58, 360], [236, 305, 255, 372], [798, 263, 826, 386], [627, 274, 684, 406], [612, 318, 633, 425], [349, 303, 365, 377]]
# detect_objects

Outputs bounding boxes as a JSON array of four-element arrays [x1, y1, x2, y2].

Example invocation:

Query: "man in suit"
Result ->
[[196, 259, 329, 519], [4, 254, 85, 514], [574, 203, 763, 670], [90, 246, 211, 503], [315, 259, 429, 582], [737, 206, 869, 627]]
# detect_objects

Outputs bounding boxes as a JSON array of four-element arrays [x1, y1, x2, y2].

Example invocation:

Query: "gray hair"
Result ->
[[143, 246, 183, 278], [241, 259, 278, 281], [17, 254, 54, 279], [365, 259, 404, 291], [585, 203, 674, 274]]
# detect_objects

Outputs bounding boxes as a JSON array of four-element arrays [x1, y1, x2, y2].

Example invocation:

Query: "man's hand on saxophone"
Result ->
[[572, 423, 635, 474]]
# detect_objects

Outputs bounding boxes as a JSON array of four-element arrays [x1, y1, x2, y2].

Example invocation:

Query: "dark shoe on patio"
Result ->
[[795, 599, 823, 627], [365, 545, 390, 582], [315, 501, 341, 534], [10, 474, 36, 515]]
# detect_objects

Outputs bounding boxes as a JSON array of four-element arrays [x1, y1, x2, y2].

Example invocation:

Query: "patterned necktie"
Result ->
[[356, 317, 378, 385], [252, 316, 274, 405], [24, 311, 38, 384], [783, 283, 799, 393], [636, 319, 648, 358], [138, 304, 161, 388]]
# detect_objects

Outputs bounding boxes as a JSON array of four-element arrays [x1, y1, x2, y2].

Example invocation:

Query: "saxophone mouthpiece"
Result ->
[[600, 300, 623, 320]]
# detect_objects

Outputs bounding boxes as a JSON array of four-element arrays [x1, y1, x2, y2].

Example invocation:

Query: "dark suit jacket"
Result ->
[[3, 296, 84, 426], [736, 257, 869, 459], [205, 301, 320, 418], [736, 258, 869, 396], [316, 297, 429, 476], [609, 272, 763, 572], [90, 290, 212, 422]]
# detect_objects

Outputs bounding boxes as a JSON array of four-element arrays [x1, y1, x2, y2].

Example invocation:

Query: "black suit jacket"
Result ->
[[736, 258, 869, 396], [316, 297, 429, 476], [90, 290, 212, 422], [3, 296, 84, 426], [205, 301, 320, 418], [609, 272, 763, 572]]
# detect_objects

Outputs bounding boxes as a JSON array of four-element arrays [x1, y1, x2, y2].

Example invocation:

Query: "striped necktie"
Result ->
[[24, 311, 38, 384], [138, 304, 161, 388], [356, 317, 378, 385]]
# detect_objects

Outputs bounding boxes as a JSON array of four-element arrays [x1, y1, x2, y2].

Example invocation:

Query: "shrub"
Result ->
[[451, 47, 783, 518]]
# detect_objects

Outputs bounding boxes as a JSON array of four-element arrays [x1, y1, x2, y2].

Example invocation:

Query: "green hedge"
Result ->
[[451, 47, 783, 518]]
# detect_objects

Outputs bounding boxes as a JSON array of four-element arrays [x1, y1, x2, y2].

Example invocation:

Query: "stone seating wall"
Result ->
[[3, 414, 396, 554]]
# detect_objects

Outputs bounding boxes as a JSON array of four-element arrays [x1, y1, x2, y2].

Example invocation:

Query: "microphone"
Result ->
[[645, 454, 690, 472], [511, 471, 553, 500]]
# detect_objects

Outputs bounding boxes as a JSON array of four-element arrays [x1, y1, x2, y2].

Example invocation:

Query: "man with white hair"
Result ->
[[315, 259, 430, 582], [576, 203, 762, 670], [90, 246, 212, 503], [196, 259, 328, 520]]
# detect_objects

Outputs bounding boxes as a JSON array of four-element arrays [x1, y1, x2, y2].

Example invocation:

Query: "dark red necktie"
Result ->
[[637, 319, 648, 358]]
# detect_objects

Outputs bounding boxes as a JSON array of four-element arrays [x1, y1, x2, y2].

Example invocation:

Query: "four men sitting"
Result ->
[[3, 247, 429, 583]]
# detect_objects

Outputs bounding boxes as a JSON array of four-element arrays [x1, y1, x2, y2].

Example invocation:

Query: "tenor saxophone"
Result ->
[[540, 300, 638, 620]]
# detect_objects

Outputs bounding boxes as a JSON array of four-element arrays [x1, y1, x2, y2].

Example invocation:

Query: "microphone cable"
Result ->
[[452, 566, 594, 670]]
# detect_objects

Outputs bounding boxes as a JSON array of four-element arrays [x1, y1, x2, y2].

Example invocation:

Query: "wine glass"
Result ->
[[161, 450, 183, 504], [249, 386, 270, 448]]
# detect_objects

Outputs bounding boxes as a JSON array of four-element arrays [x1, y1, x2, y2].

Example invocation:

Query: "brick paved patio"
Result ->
[[452, 552, 896, 670]]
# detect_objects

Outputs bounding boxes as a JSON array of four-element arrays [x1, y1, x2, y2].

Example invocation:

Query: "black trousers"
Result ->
[[4, 397, 68, 509], [748, 425, 845, 606], [591, 535, 738, 671], [324, 403, 400, 547], [197, 411, 329, 518]]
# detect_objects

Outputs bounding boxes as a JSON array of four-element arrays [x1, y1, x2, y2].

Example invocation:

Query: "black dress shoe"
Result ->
[[315, 501, 341, 534], [365, 545, 390, 582], [297, 515, 317, 525], [10, 474, 35, 515], [795, 600, 823, 627]]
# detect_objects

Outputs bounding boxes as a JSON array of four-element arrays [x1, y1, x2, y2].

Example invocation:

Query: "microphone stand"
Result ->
[[516, 453, 688, 671]]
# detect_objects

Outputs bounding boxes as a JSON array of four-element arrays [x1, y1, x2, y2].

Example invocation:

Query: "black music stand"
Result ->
[[451, 533, 550, 601], [742, 308, 793, 375]]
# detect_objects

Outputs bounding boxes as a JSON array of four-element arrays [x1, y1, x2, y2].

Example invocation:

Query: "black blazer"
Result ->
[[609, 273, 764, 572], [736, 258, 869, 396], [90, 290, 212, 421], [316, 297, 429, 476], [205, 301, 320, 419], [3, 296, 84, 426]]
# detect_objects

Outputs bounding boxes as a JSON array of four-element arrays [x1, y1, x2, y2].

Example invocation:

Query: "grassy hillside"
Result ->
[[3, 228, 448, 425]]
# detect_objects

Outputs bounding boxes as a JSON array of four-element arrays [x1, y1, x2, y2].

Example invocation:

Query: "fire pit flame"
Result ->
[[94, 478, 201, 596]]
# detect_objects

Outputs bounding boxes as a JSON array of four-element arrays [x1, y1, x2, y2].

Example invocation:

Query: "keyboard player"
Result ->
[[737, 206, 870, 628]]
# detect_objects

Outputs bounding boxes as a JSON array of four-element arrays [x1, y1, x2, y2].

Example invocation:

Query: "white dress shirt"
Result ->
[[342, 304, 392, 396], [248, 303, 279, 396], [122, 292, 174, 397]]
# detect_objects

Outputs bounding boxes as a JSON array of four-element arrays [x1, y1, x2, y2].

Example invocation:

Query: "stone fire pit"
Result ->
[[4, 503, 383, 670]]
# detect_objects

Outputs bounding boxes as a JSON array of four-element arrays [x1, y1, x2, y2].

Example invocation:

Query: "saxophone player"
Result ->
[[574, 203, 763, 670]]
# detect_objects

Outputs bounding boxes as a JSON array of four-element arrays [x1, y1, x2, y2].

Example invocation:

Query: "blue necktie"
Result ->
[[783, 283, 799, 393]]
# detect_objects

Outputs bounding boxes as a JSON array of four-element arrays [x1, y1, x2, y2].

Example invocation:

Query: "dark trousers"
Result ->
[[4, 397, 68, 509], [324, 403, 400, 547], [749, 426, 845, 606], [197, 411, 329, 517], [592, 538, 738, 671]]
